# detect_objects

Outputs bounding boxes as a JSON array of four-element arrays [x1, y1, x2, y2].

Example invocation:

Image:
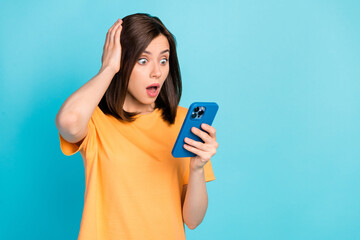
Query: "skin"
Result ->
[[123, 34, 170, 114], [121, 31, 219, 229], [182, 123, 219, 229]]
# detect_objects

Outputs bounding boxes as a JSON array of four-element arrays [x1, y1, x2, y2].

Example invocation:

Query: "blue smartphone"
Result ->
[[172, 102, 219, 158]]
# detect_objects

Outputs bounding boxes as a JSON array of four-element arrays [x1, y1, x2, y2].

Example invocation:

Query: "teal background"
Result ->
[[1, 0, 359, 239]]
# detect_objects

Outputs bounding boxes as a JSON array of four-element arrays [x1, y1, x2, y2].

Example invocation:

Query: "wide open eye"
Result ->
[[160, 58, 168, 65], [138, 58, 148, 65]]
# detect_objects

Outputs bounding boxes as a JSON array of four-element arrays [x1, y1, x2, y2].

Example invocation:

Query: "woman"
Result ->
[[55, 13, 219, 240]]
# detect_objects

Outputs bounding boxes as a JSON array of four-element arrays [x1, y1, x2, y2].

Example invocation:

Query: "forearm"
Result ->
[[182, 167, 208, 229], [56, 66, 115, 132]]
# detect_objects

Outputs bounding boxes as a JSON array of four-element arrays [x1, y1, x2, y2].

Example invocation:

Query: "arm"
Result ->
[[182, 168, 208, 230], [55, 19, 123, 144], [55, 66, 116, 143], [182, 123, 218, 229]]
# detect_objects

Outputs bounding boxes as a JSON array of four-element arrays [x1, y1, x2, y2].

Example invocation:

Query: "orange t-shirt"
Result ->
[[58, 105, 216, 240]]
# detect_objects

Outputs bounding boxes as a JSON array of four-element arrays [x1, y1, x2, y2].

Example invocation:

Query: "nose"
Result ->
[[150, 62, 161, 78]]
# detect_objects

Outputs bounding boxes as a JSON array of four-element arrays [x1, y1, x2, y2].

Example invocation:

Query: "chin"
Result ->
[[140, 98, 156, 105]]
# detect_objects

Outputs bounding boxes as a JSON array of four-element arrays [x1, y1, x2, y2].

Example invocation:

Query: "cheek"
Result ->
[[163, 66, 170, 79], [128, 67, 145, 86], [130, 66, 142, 79], [128, 73, 147, 95], [128, 79, 141, 93], [127, 76, 138, 94]]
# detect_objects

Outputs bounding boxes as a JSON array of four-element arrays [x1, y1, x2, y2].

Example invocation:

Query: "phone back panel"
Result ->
[[172, 102, 219, 158]]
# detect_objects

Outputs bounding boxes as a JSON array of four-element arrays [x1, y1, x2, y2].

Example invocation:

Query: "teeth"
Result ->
[[147, 86, 157, 93]]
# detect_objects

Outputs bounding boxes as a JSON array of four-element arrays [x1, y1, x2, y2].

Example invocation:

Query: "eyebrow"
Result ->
[[143, 49, 170, 55]]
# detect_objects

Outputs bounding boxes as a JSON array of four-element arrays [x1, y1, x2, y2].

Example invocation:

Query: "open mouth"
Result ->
[[146, 86, 158, 93], [146, 83, 160, 93], [146, 83, 160, 97]]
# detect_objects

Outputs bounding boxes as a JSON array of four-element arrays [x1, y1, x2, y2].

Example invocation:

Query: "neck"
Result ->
[[123, 94, 156, 114]]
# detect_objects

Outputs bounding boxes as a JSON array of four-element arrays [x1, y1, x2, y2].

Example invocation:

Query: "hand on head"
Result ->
[[101, 19, 123, 74]]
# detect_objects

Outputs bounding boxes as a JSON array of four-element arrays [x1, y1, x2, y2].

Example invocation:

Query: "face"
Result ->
[[123, 34, 170, 113]]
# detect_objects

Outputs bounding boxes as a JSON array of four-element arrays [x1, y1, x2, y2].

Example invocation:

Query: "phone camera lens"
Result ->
[[194, 107, 199, 112], [198, 110, 204, 116], [191, 112, 197, 119]]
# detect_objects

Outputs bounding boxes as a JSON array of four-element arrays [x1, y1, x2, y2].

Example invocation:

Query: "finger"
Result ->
[[107, 19, 122, 46], [183, 144, 207, 159], [184, 137, 210, 152], [110, 19, 123, 45], [114, 22, 123, 47], [106, 19, 119, 46], [183, 144, 211, 162], [201, 123, 216, 140], [105, 31, 110, 48], [191, 127, 213, 143], [109, 19, 122, 46]]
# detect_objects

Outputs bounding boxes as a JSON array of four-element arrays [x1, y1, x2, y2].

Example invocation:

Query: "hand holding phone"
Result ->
[[172, 102, 219, 158]]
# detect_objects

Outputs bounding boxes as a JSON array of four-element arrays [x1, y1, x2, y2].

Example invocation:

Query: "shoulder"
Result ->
[[172, 105, 188, 126], [85, 106, 110, 128], [92, 106, 108, 121], [176, 105, 189, 119], [176, 105, 188, 114]]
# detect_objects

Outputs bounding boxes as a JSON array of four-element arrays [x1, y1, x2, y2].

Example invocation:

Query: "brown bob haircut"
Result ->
[[99, 13, 182, 125]]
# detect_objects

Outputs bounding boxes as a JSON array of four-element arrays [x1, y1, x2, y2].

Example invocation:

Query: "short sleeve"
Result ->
[[183, 159, 216, 185], [58, 106, 101, 156]]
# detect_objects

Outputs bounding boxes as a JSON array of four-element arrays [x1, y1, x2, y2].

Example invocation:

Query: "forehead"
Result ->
[[144, 35, 169, 53]]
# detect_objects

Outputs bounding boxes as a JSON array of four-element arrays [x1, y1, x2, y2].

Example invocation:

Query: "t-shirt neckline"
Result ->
[[135, 108, 159, 119]]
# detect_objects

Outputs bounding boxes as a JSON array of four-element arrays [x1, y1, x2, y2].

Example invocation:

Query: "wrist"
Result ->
[[99, 65, 117, 75], [189, 165, 204, 174]]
